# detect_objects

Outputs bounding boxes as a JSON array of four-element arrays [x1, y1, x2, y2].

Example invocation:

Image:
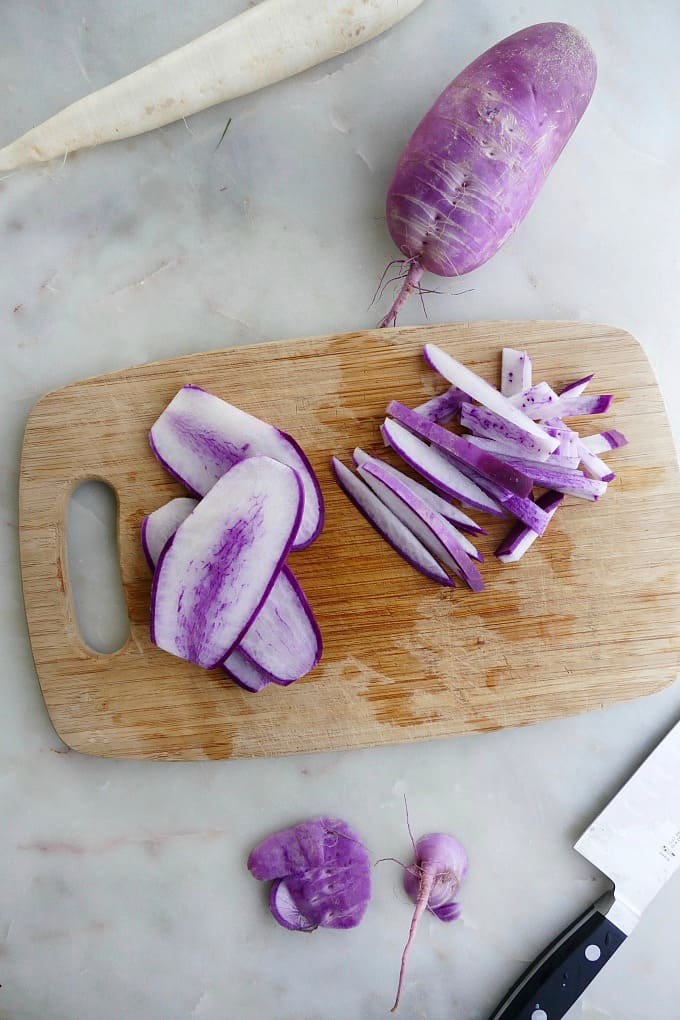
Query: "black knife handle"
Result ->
[[488, 898, 627, 1020]]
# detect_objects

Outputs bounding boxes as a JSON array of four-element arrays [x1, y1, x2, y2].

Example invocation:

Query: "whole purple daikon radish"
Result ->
[[379, 23, 596, 326]]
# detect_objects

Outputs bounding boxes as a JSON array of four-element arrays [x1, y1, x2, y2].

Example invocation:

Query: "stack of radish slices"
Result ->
[[142, 386, 323, 692], [333, 343, 627, 589]]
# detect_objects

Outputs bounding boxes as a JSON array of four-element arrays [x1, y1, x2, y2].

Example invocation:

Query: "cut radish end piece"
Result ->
[[150, 456, 303, 669], [331, 457, 453, 587], [149, 385, 323, 549], [224, 650, 274, 692], [551, 393, 613, 418], [269, 879, 317, 932], [581, 429, 628, 454]]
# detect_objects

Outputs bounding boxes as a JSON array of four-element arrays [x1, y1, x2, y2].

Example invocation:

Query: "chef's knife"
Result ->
[[488, 718, 680, 1020]]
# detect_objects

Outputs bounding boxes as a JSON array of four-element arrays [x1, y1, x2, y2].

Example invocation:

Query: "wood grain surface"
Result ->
[[18, 322, 680, 760]]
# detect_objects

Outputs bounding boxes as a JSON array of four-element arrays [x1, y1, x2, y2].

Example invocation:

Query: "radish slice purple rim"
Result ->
[[150, 456, 303, 669], [141, 497, 198, 571], [149, 385, 323, 550], [331, 457, 453, 587]]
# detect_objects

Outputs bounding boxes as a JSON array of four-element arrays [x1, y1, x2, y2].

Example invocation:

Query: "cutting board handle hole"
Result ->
[[67, 481, 130, 655]]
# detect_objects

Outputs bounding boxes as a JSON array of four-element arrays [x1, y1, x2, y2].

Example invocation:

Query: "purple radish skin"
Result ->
[[392, 833, 468, 1012], [413, 386, 469, 424], [380, 23, 596, 325], [248, 818, 371, 932], [223, 649, 274, 692]]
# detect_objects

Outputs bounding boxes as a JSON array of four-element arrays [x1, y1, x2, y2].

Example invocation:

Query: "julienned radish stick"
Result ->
[[0, 0, 425, 172]]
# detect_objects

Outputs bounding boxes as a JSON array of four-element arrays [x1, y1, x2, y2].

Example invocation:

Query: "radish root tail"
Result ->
[[379, 260, 424, 328], [390, 862, 435, 1012]]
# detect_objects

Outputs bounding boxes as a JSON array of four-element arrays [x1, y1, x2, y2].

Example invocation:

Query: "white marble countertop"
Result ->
[[2, 2, 680, 1017]]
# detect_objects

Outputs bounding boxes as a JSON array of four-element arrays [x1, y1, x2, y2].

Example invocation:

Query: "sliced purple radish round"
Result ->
[[140, 497, 198, 570], [331, 457, 453, 587], [224, 650, 274, 692], [269, 878, 317, 932], [352, 448, 485, 535], [248, 818, 372, 932], [358, 459, 484, 591], [143, 505, 320, 686], [150, 456, 302, 669], [235, 566, 322, 685], [149, 385, 323, 550], [382, 419, 505, 517]]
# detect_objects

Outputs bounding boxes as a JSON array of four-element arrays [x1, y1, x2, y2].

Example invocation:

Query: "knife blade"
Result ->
[[487, 717, 680, 1020]]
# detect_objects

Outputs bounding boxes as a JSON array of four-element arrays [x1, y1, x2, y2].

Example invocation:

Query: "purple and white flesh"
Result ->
[[140, 497, 198, 570], [386, 401, 533, 498], [581, 429, 628, 454], [331, 457, 453, 587], [150, 456, 302, 669], [495, 491, 564, 563], [381, 419, 506, 517], [413, 386, 469, 424], [358, 458, 484, 590], [423, 344, 559, 456], [149, 384, 323, 550], [224, 650, 274, 692], [143, 498, 320, 686], [501, 348, 532, 397], [352, 448, 485, 535]]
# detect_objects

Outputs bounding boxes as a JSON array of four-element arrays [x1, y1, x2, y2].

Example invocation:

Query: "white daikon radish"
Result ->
[[0, 0, 424, 171]]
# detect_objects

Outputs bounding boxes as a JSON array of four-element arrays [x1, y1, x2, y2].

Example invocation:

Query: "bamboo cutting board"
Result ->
[[19, 322, 680, 760]]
